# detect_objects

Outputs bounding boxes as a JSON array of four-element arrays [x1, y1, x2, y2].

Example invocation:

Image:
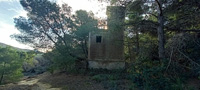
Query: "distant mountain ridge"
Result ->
[[0, 42, 31, 52]]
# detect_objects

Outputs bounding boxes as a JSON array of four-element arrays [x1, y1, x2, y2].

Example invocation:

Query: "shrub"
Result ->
[[0, 47, 34, 84], [44, 48, 76, 73], [166, 33, 200, 77], [127, 56, 172, 90]]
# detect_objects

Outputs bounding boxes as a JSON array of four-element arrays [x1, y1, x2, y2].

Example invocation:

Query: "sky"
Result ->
[[0, 0, 108, 50]]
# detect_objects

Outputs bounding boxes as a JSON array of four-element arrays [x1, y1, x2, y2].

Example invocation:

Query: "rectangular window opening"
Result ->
[[96, 36, 102, 43]]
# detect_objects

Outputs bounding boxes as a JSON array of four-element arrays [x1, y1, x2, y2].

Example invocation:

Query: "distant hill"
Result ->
[[0, 42, 32, 52]]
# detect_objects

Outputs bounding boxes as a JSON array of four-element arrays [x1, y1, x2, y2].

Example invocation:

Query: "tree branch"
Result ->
[[166, 28, 200, 32], [155, 0, 163, 16], [166, 47, 173, 71], [177, 49, 200, 67]]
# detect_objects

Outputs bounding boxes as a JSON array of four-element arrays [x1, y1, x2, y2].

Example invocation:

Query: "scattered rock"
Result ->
[[23, 54, 51, 76]]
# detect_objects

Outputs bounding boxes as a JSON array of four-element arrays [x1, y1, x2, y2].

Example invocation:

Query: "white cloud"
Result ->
[[0, 0, 31, 49], [0, 22, 33, 49], [12, 9, 28, 18], [0, 0, 18, 2], [0, 21, 19, 35], [6, 2, 28, 18]]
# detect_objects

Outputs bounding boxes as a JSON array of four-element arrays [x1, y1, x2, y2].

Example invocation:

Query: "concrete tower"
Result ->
[[88, 6, 125, 69]]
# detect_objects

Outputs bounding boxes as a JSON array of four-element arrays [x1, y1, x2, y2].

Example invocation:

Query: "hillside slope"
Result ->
[[0, 42, 31, 52]]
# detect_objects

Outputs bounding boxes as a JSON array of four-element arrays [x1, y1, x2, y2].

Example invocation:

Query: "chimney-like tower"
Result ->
[[88, 6, 125, 70]]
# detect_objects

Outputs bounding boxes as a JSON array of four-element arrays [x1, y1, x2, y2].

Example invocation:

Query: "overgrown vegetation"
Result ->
[[0, 46, 35, 84], [122, 0, 200, 89], [13, 0, 99, 73], [9, 0, 200, 89]]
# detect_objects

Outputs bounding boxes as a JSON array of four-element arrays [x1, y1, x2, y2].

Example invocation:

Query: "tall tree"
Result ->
[[165, 0, 200, 31], [12, 0, 84, 60], [126, 0, 200, 59], [156, 0, 165, 59], [13, 0, 73, 49], [73, 10, 98, 58], [13, 0, 99, 71], [110, 0, 177, 59]]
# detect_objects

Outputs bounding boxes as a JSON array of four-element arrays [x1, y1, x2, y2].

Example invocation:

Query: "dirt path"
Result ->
[[17, 77, 61, 90], [39, 73, 105, 90], [0, 72, 105, 90], [0, 72, 61, 90]]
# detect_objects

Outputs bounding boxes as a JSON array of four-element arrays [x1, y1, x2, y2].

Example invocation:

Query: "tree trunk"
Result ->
[[135, 30, 139, 55], [157, 15, 165, 59], [156, 0, 165, 59], [84, 39, 89, 71], [0, 62, 5, 85]]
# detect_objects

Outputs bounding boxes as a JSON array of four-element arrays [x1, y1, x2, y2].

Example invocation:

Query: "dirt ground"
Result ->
[[0, 72, 106, 90], [1, 71, 199, 90], [39, 72, 106, 90]]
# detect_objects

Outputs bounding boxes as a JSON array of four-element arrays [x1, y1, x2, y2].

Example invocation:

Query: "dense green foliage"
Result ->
[[0, 47, 35, 84], [13, 0, 99, 73], [44, 10, 98, 73], [121, 0, 200, 89], [11, 0, 200, 89], [103, 0, 200, 89], [44, 48, 76, 73]]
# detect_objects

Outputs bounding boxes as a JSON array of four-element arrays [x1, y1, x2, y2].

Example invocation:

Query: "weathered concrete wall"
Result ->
[[88, 31, 107, 60], [88, 6, 125, 70], [88, 61, 125, 69]]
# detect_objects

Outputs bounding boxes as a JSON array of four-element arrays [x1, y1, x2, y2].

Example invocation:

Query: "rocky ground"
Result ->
[[23, 54, 51, 76]]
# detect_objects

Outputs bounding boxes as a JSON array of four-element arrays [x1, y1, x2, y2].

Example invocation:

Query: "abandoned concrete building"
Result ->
[[88, 6, 125, 69]]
